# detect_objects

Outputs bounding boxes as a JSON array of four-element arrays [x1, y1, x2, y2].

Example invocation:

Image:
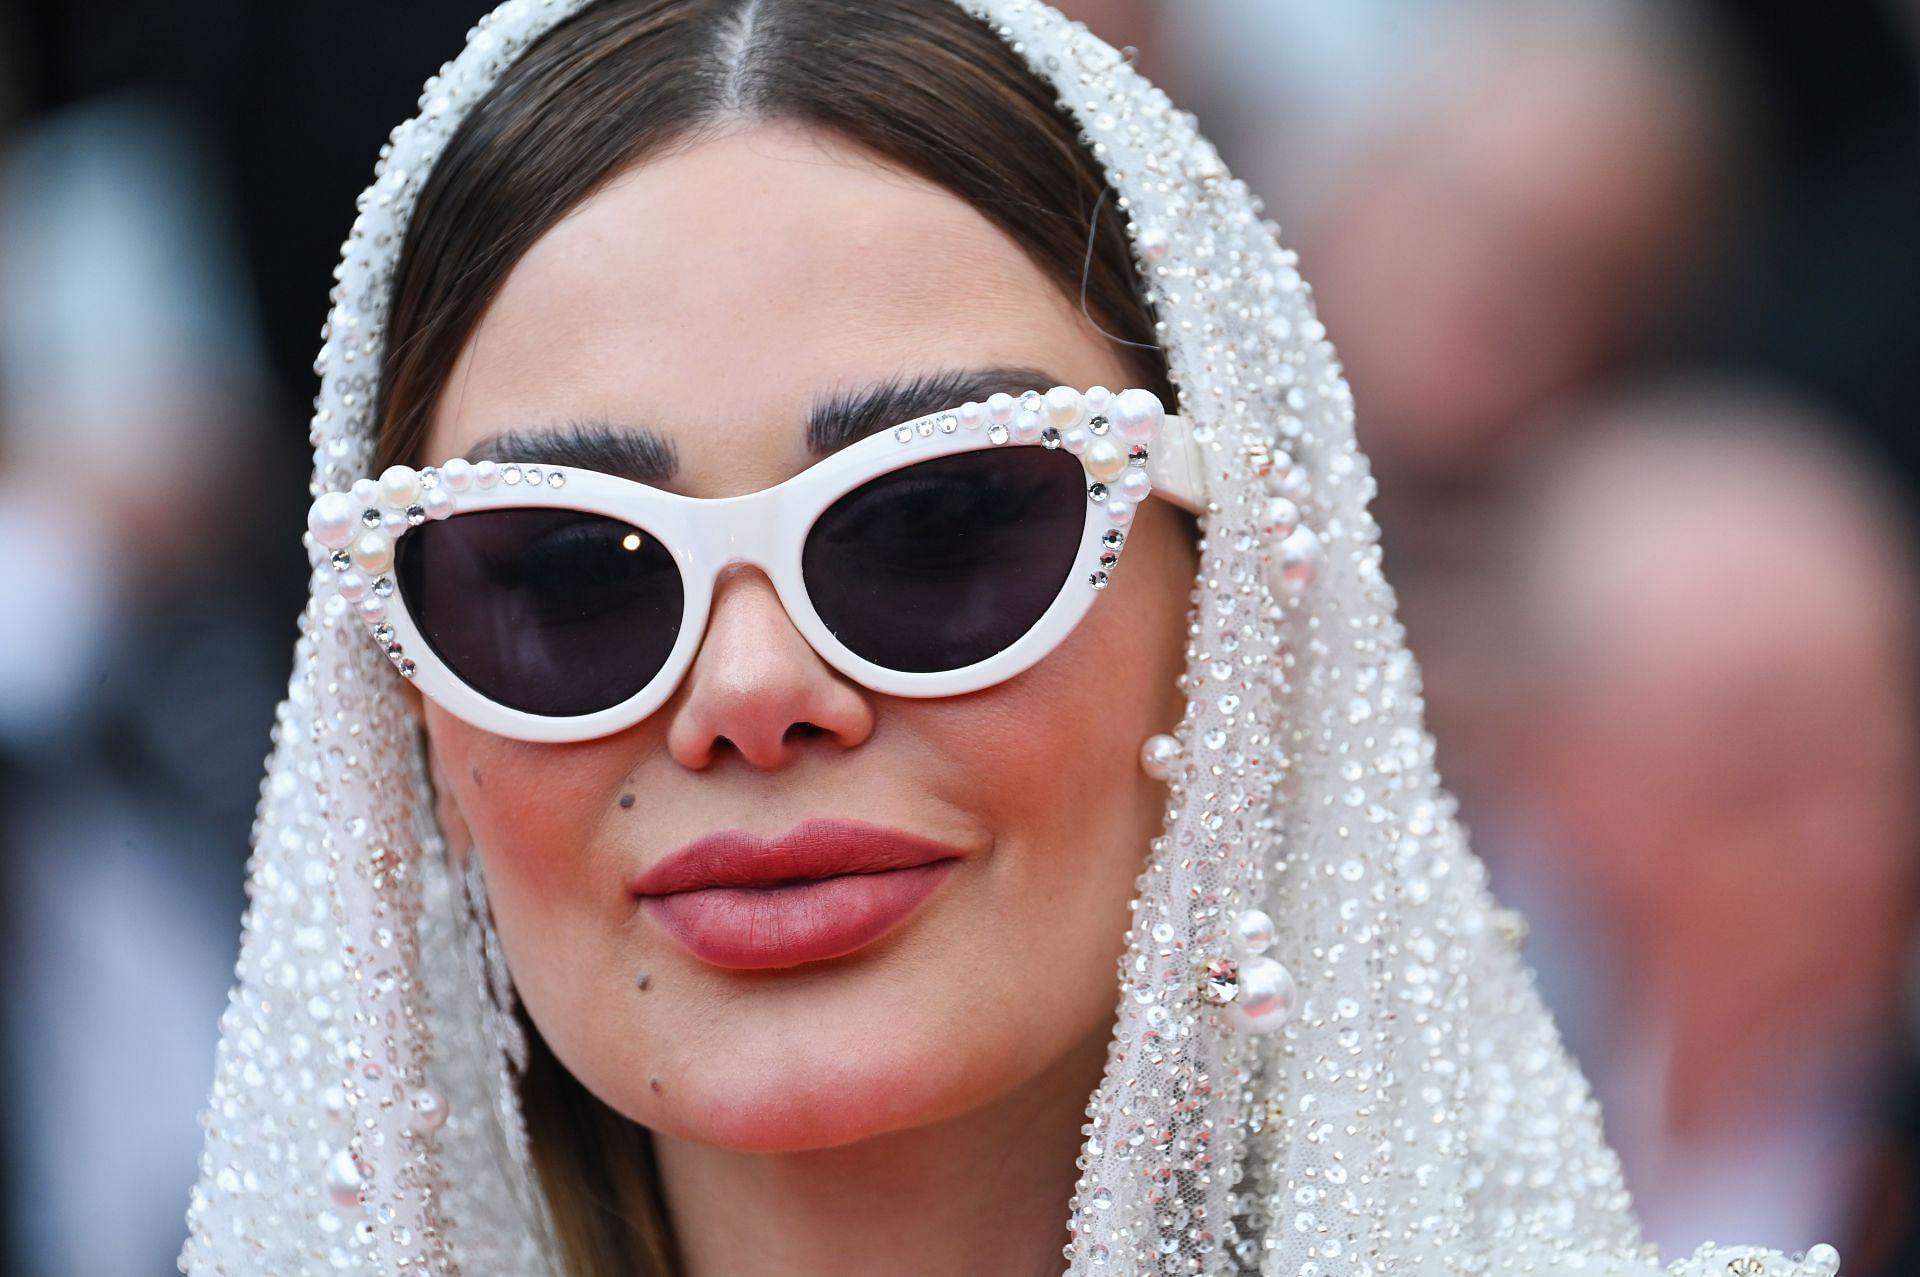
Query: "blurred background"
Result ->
[[0, 0, 1915, 1272]]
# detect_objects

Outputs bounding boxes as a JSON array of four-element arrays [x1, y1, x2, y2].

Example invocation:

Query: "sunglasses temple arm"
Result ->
[[1147, 414, 1209, 514]]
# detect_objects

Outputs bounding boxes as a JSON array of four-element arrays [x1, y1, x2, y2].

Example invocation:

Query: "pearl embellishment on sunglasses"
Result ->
[[306, 461, 462, 678], [307, 491, 360, 549], [1043, 384, 1083, 427], [380, 464, 423, 507], [1112, 387, 1163, 441], [1085, 439, 1129, 484], [309, 387, 1176, 685], [915, 386, 1168, 548], [350, 530, 394, 576]]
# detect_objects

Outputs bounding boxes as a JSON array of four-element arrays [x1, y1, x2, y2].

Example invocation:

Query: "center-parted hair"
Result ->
[[375, 0, 1169, 473]]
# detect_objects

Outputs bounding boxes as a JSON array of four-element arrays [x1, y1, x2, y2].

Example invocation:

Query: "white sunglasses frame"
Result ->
[[308, 386, 1207, 743]]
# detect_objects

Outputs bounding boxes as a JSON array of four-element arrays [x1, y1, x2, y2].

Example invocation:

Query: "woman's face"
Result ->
[[419, 121, 1194, 1152]]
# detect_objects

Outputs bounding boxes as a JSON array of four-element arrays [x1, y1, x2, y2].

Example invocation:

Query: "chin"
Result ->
[[648, 1030, 975, 1153]]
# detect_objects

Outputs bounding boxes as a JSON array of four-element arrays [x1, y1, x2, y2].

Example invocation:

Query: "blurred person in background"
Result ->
[[1120, 0, 1920, 810], [1490, 381, 1920, 1273], [1297, 7, 1743, 483], [1290, 3, 1752, 804], [0, 5, 523, 1272], [1148, 0, 1920, 483], [0, 99, 285, 1275]]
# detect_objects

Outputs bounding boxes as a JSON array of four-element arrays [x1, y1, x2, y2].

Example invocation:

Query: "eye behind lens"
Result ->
[[802, 448, 1088, 673], [395, 507, 685, 717]]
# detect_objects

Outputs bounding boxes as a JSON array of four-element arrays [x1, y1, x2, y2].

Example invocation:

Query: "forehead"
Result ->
[[425, 121, 1124, 491]]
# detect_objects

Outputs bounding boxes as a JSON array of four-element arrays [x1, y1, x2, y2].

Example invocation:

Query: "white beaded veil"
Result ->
[[181, 2, 1838, 1274]]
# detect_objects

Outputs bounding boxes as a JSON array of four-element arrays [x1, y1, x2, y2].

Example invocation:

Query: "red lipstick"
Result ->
[[631, 819, 963, 970]]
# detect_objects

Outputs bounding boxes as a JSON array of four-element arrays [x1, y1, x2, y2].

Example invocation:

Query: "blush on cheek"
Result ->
[[423, 707, 631, 914]]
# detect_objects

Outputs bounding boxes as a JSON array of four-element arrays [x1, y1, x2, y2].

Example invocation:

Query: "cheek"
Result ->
[[918, 504, 1193, 959], [422, 703, 656, 957]]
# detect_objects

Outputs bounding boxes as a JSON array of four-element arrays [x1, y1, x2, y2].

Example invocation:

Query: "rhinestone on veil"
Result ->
[[180, 2, 1842, 1274]]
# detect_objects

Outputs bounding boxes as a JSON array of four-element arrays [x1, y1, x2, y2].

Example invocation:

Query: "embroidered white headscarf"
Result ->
[[180, 2, 1840, 1274]]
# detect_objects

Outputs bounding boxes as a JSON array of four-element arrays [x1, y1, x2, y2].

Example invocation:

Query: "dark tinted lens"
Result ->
[[802, 447, 1087, 673], [394, 508, 684, 717]]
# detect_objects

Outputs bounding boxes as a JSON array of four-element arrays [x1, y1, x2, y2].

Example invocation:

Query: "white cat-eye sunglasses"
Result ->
[[307, 386, 1206, 743]]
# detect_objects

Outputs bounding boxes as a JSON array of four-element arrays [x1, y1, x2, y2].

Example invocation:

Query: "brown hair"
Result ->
[[375, 0, 1170, 473], [378, 1, 1168, 1272]]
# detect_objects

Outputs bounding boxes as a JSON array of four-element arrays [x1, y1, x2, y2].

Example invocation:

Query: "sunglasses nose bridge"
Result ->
[[706, 486, 785, 579], [693, 490, 813, 651]]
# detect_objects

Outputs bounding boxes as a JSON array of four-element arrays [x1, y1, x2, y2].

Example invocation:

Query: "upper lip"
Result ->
[[629, 818, 966, 896]]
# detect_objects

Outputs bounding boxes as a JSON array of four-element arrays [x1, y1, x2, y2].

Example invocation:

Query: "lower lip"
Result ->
[[640, 860, 958, 970]]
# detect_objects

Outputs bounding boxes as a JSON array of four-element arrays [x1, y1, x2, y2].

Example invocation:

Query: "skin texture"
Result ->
[[416, 121, 1195, 1275]]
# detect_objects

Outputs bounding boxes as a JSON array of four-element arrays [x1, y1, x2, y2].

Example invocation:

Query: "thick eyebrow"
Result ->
[[807, 366, 1061, 455], [462, 366, 1066, 482], [467, 420, 678, 483]]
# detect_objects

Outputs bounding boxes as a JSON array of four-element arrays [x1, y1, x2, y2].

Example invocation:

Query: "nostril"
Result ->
[[707, 724, 823, 762]]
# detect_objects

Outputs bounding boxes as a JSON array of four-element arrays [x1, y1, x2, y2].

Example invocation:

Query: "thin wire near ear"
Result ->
[[1078, 184, 1165, 358]]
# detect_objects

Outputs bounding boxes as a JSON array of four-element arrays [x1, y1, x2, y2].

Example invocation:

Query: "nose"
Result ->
[[664, 565, 874, 770]]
